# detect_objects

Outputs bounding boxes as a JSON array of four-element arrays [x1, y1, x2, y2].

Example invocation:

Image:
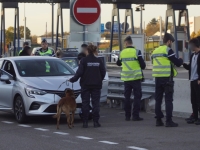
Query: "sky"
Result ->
[[0, 3, 199, 36]]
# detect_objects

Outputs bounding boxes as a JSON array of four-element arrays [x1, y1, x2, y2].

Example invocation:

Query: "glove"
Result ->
[[69, 78, 73, 83]]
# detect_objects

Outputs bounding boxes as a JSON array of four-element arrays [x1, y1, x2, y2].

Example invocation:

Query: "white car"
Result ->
[[111, 53, 118, 62], [0, 56, 94, 123]]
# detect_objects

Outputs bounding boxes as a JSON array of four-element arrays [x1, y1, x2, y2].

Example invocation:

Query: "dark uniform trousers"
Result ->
[[155, 77, 174, 121], [124, 80, 142, 118], [81, 88, 101, 122], [190, 80, 200, 120]]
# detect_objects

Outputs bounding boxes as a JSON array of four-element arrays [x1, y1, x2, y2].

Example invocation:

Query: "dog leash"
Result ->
[[54, 80, 73, 103]]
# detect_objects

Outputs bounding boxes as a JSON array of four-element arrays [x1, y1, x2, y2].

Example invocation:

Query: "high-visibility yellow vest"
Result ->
[[120, 48, 142, 81], [18, 50, 23, 56], [39, 49, 53, 56], [151, 45, 177, 77], [38, 49, 53, 72]]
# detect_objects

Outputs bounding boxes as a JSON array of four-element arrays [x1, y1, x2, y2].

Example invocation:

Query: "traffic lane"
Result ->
[[0, 114, 122, 150], [1, 107, 200, 150], [107, 68, 188, 79]]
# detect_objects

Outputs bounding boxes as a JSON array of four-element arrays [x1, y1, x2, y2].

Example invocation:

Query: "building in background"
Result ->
[[189, 16, 200, 33]]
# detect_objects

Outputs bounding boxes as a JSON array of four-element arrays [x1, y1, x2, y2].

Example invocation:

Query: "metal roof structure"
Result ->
[[0, 0, 200, 4]]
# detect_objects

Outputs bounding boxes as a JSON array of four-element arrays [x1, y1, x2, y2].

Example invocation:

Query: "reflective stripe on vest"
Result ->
[[120, 48, 142, 81], [152, 45, 177, 77], [18, 50, 23, 55], [45, 62, 50, 72]]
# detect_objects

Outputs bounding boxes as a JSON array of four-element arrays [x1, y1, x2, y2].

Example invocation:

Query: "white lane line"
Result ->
[[127, 146, 148, 150], [2, 121, 14, 124], [54, 132, 69, 135], [18, 124, 31, 127], [34, 128, 49, 131], [77, 8, 97, 13], [76, 136, 93, 140], [99, 141, 118, 145]]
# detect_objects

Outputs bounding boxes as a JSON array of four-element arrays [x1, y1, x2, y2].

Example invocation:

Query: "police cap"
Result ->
[[23, 41, 29, 46], [163, 33, 175, 43], [42, 39, 47, 43]]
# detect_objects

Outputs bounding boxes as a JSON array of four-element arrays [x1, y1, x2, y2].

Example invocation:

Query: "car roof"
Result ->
[[1, 56, 59, 61]]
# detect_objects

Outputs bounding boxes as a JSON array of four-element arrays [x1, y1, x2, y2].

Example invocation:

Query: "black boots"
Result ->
[[156, 119, 178, 127], [94, 121, 101, 128], [83, 121, 101, 128], [156, 119, 164, 126], [83, 121, 88, 128]]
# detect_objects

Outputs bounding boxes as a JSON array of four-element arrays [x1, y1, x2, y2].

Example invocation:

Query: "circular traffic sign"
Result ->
[[73, 0, 101, 25]]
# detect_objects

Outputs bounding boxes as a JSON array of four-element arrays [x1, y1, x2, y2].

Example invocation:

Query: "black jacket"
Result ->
[[19, 50, 30, 56], [183, 52, 200, 80], [77, 52, 86, 61], [70, 54, 106, 89]]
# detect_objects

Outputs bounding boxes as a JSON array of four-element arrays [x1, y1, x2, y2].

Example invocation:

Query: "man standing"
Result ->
[[77, 44, 88, 62], [183, 38, 200, 125], [34, 39, 55, 56], [18, 42, 29, 55], [152, 33, 183, 127], [117, 36, 146, 121]]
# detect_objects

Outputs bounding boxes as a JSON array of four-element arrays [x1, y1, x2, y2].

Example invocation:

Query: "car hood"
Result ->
[[19, 76, 80, 91]]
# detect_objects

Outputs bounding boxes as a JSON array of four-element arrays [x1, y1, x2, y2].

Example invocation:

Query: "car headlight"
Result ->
[[25, 87, 47, 98]]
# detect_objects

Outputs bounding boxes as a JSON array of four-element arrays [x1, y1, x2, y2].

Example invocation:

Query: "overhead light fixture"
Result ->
[[142, 7, 145, 10], [135, 8, 140, 11]]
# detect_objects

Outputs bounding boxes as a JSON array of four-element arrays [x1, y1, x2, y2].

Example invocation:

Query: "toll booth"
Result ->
[[121, 34, 145, 57], [171, 26, 189, 62]]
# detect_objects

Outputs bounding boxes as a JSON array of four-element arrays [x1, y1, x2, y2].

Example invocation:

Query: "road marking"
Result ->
[[34, 128, 49, 131], [76, 136, 93, 140], [77, 8, 97, 13], [99, 141, 118, 145], [127, 146, 148, 150], [2, 121, 14, 124], [18, 124, 31, 127], [63, 140, 78, 144], [54, 132, 69, 135]]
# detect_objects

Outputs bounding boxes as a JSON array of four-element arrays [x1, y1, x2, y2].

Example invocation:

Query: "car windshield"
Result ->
[[62, 58, 78, 69], [15, 59, 75, 77]]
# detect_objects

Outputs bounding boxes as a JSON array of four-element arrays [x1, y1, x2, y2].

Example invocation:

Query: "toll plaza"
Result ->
[[0, 0, 200, 150]]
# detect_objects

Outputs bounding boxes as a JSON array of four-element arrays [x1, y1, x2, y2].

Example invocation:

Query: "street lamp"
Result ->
[[135, 4, 145, 34], [46, 0, 56, 47], [157, 16, 162, 45]]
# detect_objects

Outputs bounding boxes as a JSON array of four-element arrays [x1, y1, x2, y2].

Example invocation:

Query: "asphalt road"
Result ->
[[0, 106, 200, 150], [107, 67, 188, 79]]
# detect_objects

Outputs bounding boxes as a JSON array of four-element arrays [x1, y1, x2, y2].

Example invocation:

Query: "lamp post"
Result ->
[[157, 16, 162, 45], [24, 3, 26, 42], [46, 0, 56, 47], [135, 4, 145, 34]]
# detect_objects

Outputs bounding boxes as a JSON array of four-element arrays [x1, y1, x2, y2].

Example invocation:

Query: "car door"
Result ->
[[0, 61, 15, 110]]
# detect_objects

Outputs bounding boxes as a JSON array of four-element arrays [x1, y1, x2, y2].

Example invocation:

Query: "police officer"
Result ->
[[69, 44, 106, 128], [151, 33, 183, 127], [117, 36, 146, 121], [18, 42, 29, 55], [34, 39, 55, 56]]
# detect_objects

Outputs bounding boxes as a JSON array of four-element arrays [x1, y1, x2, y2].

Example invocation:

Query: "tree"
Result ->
[[195, 30, 200, 37], [149, 18, 158, 25], [144, 18, 166, 36], [31, 35, 38, 44], [190, 32, 197, 39], [5, 26, 31, 45], [19, 26, 31, 39]]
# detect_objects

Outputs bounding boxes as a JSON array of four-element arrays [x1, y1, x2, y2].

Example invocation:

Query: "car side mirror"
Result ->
[[0, 74, 9, 81]]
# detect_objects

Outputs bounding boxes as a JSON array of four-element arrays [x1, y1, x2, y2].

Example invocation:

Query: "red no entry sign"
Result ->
[[73, 0, 101, 25]]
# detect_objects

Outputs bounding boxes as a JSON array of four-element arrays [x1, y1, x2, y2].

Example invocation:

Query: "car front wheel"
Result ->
[[14, 96, 27, 123]]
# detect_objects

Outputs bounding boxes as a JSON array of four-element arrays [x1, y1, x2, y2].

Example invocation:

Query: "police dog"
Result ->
[[53, 89, 76, 129]]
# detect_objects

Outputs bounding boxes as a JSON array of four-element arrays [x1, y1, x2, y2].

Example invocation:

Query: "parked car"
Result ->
[[111, 53, 118, 62], [62, 56, 109, 103], [0, 56, 93, 123]]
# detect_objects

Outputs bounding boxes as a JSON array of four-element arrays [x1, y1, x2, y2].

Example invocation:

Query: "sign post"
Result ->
[[73, 0, 101, 25]]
